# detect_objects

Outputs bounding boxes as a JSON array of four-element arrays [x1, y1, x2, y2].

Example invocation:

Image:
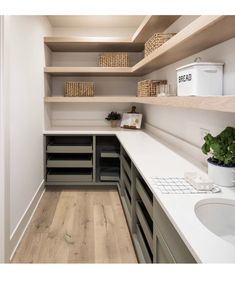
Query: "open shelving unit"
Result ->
[[44, 15, 235, 125], [44, 16, 180, 52], [44, 16, 235, 77], [133, 15, 235, 74]]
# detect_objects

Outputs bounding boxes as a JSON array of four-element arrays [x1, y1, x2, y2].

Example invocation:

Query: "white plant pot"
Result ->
[[207, 159, 235, 187]]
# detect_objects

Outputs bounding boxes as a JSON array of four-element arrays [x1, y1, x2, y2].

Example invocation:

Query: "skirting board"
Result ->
[[9, 180, 45, 261], [144, 122, 207, 172]]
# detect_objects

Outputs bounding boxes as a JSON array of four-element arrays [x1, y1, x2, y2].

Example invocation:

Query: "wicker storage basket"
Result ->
[[137, 80, 167, 97], [64, 81, 94, 97], [99, 52, 129, 67], [144, 33, 176, 57]]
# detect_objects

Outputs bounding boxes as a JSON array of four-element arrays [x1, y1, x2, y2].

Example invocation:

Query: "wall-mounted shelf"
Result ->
[[44, 36, 143, 52], [44, 66, 133, 76], [138, 96, 235, 113], [44, 16, 180, 52], [133, 15, 235, 74], [44, 96, 137, 103], [132, 15, 180, 43], [44, 96, 235, 113], [44, 16, 235, 77]]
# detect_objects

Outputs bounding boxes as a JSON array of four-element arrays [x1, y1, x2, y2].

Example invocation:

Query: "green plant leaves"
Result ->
[[105, 111, 121, 121], [201, 126, 235, 167]]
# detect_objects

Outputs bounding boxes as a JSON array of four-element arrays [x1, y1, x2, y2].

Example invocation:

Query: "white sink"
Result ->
[[195, 198, 235, 246]]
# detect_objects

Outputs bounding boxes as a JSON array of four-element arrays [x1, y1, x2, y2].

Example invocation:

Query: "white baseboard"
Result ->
[[144, 122, 207, 172], [9, 180, 45, 261]]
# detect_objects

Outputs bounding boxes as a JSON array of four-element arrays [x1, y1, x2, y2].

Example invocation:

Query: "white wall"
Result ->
[[142, 16, 235, 166], [49, 103, 142, 128], [0, 15, 6, 262], [4, 16, 51, 238], [52, 76, 140, 97], [52, 52, 143, 67]]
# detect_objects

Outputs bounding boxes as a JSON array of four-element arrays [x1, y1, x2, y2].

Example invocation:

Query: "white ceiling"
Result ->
[[47, 15, 145, 28]]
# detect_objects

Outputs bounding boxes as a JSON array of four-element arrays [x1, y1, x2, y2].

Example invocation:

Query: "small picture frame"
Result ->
[[120, 113, 142, 129]]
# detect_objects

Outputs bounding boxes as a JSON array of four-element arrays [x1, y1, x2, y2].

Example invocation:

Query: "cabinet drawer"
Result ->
[[136, 177, 153, 219], [100, 175, 119, 181], [47, 155, 92, 168], [101, 152, 119, 158], [123, 172, 131, 196], [136, 224, 152, 263], [100, 166, 119, 182], [124, 187, 131, 214], [136, 201, 153, 253], [47, 145, 92, 153], [153, 198, 196, 263], [121, 155, 131, 178], [155, 228, 176, 263], [47, 169, 92, 182]]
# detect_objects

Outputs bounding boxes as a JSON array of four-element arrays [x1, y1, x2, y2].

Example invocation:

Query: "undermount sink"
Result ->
[[195, 198, 235, 246]]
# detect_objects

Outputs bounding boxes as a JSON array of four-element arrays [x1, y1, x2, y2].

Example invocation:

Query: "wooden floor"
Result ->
[[12, 188, 137, 263]]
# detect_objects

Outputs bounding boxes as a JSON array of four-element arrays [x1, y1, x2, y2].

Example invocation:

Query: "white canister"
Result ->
[[207, 159, 235, 187], [176, 62, 224, 96]]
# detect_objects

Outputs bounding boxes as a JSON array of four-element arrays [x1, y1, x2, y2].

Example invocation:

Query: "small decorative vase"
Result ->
[[207, 158, 235, 187], [110, 120, 118, 128]]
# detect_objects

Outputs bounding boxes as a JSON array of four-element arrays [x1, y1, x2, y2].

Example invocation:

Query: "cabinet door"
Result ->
[[153, 198, 196, 263], [155, 229, 176, 263]]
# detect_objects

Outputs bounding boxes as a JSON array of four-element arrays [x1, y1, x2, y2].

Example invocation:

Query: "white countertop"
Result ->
[[44, 127, 235, 263]]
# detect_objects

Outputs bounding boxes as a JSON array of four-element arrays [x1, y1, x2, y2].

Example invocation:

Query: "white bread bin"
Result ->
[[176, 62, 224, 96]]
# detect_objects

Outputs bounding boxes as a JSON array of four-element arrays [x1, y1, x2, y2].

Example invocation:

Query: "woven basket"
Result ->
[[99, 52, 129, 67], [144, 33, 176, 57], [64, 82, 94, 97], [137, 80, 167, 97]]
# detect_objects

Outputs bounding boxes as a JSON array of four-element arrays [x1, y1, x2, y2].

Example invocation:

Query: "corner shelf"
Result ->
[[44, 16, 235, 77], [43, 15, 235, 116], [133, 15, 235, 74], [44, 16, 180, 52], [44, 36, 143, 52], [132, 15, 180, 43], [44, 96, 235, 113]]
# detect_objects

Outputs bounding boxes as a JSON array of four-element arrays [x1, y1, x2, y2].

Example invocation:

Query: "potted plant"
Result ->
[[201, 126, 235, 187], [105, 111, 121, 128]]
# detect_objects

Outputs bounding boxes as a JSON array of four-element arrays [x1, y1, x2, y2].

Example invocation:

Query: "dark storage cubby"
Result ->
[[45, 135, 94, 184], [96, 136, 120, 182], [124, 182, 132, 203], [100, 166, 120, 181], [123, 151, 131, 168], [47, 136, 93, 146], [137, 224, 153, 262], [137, 200, 153, 233], [138, 177, 153, 202], [47, 168, 93, 182]]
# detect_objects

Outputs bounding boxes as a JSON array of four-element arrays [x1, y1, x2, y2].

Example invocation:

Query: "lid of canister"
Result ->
[[176, 62, 224, 71]]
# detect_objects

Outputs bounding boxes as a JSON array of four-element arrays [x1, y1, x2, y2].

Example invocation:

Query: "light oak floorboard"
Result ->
[[12, 188, 137, 263]]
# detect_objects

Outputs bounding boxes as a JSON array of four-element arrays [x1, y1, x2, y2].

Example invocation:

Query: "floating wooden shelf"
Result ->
[[44, 16, 179, 52], [133, 15, 235, 74], [44, 67, 133, 76], [44, 96, 235, 113], [44, 16, 235, 77], [44, 36, 144, 52], [44, 96, 138, 103], [137, 96, 235, 113], [132, 15, 180, 43]]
